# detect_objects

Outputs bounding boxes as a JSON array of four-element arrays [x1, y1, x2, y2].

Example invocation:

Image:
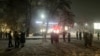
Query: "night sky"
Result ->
[[71, 0, 100, 22]]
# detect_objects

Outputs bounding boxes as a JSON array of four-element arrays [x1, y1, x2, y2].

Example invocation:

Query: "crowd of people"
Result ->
[[0, 30, 100, 48], [50, 31, 100, 48], [50, 31, 71, 44], [76, 31, 99, 47], [8, 31, 26, 48]]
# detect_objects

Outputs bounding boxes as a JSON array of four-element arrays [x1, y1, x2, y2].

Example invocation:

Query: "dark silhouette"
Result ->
[[14, 31, 20, 48], [54, 33, 59, 43], [68, 33, 71, 43], [97, 32, 99, 40], [79, 32, 82, 40], [88, 33, 93, 47], [76, 31, 79, 40], [20, 31, 26, 47], [1, 31, 3, 39], [8, 31, 13, 48], [51, 32, 54, 44], [0, 31, 2, 39], [5, 32, 8, 39], [83, 32, 89, 47], [51, 32, 59, 44], [62, 31, 66, 42]]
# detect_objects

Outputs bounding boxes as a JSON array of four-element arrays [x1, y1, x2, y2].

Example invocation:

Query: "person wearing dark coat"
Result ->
[[62, 31, 66, 42], [20, 32, 25, 47], [51, 32, 54, 44], [68, 33, 71, 43], [88, 33, 93, 47], [0, 31, 2, 39], [5, 32, 8, 39], [83, 32, 89, 47], [8, 31, 13, 48], [76, 31, 79, 40], [97, 32, 99, 40], [79, 32, 82, 40], [14, 31, 20, 48], [54, 33, 59, 43]]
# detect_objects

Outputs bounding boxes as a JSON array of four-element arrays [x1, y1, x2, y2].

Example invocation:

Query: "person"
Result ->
[[51, 32, 54, 44], [79, 32, 82, 40], [14, 31, 20, 48], [97, 32, 99, 40], [54, 33, 59, 43], [51, 32, 59, 44], [88, 32, 93, 47], [83, 32, 89, 48], [1, 31, 3, 39], [76, 31, 79, 40], [68, 33, 71, 43], [0, 31, 2, 39], [8, 31, 13, 48], [62, 31, 66, 42], [20, 31, 26, 47], [5, 32, 8, 39]]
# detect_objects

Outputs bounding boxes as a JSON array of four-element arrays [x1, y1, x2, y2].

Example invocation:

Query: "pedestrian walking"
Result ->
[[68, 33, 71, 43], [8, 31, 13, 48], [14, 31, 20, 48], [20, 31, 26, 47]]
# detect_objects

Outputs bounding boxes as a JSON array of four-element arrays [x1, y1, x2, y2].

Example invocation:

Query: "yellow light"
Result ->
[[65, 26, 68, 31], [6, 28, 10, 32], [47, 29, 53, 33], [40, 29, 46, 32], [85, 23, 88, 27], [54, 30, 60, 33], [1, 28, 5, 32]]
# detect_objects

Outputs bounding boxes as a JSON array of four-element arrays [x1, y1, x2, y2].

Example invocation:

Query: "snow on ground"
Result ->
[[0, 39, 100, 56]]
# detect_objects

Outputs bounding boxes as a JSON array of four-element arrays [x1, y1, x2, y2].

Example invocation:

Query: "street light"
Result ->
[[40, 13, 45, 19], [85, 23, 88, 27], [41, 13, 45, 19], [74, 23, 77, 26], [65, 26, 68, 31], [40, 13, 46, 42]]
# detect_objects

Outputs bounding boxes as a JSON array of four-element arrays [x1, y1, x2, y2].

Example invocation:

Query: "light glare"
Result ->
[[65, 26, 68, 31], [94, 23, 100, 29], [41, 14, 45, 19]]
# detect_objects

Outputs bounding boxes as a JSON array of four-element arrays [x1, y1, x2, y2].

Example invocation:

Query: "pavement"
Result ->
[[0, 39, 100, 56]]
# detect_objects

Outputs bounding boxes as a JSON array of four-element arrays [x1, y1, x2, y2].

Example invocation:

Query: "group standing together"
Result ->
[[8, 31, 26, 48], [50, 31, 94, 48], [7, 30, 100, 48], [50, 31, 71, 44], [83, 32, 93, 47]]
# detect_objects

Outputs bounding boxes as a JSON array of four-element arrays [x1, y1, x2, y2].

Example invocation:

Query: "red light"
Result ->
[[52, 25, 62, 33]]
